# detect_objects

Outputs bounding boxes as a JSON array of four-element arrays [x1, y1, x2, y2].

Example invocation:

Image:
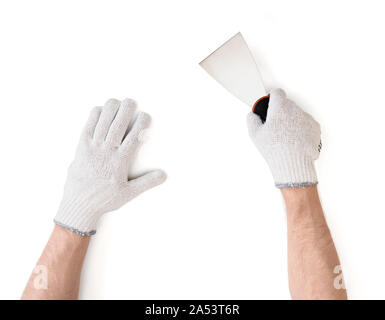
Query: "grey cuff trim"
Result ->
[[54, 219, 96, 237], [275, 181, 318, 189]]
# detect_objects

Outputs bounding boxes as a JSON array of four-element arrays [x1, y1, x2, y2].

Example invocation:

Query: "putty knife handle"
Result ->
[[252, 95, 270, 123]]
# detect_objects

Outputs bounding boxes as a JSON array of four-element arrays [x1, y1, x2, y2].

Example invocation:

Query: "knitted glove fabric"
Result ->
[[247, 89, 321, 189], [54, 98, 167, 236]]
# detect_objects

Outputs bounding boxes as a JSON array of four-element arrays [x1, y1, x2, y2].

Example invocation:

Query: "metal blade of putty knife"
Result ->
[[199, 32, 270, 122]]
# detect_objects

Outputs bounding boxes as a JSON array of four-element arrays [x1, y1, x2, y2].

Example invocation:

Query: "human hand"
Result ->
[[247, 89, 321, 188], [54, 98, 166, 236]]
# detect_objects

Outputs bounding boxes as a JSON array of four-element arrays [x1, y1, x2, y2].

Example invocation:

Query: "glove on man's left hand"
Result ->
[[54, 98, 166, 236]]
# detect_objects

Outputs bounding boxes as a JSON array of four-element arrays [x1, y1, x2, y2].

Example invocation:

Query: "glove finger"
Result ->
[[122, 169, 167, 201], [93, 98, 121, 142], [246, 112, 263, 137], [266, 88, 286, 121], [105, 98, 137, 146], [82, 107, 102, 140], [120, 112, 151, 155]]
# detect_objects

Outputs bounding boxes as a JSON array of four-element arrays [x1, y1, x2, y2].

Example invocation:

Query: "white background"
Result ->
[[0, 0, 384, 299]]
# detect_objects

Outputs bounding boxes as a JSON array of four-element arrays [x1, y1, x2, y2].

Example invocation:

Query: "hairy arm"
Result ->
[[282, 186, 347, 300], [22, 225, 90, 299], [247, 89, 347, 299]]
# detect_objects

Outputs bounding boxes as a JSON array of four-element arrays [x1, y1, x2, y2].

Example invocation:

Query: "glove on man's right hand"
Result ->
[[247, 89, 321, 189]]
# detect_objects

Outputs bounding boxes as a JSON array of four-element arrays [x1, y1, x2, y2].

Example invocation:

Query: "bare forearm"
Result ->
[[282, 186, 347, 300], [22, 225, 90, 300]]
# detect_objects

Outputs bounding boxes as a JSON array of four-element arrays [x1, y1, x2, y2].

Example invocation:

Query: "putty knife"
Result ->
[[199, 32, 270, 122]]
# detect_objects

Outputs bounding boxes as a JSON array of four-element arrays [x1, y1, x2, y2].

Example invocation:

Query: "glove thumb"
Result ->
[[246, 112, 263, 137], [121, 169, 167, 202]]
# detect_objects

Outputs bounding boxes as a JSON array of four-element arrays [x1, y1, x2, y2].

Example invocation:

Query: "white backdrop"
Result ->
[[0, 0, 384, 299]]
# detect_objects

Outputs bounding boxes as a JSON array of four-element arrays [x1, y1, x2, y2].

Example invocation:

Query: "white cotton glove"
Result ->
[[247, 89, 321, 189], [54, 98, 167, 236]]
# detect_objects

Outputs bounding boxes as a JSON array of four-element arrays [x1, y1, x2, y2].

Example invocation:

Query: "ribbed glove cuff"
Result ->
[[54, 197, 99, 236], [266, 151, 318, 189]]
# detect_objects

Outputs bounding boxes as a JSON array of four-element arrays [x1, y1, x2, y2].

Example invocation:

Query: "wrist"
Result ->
[[281, 184, 318, 200], [42, 225, 90, 268], [52, 225, 91, 247], [281, 186, 326, 228]]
